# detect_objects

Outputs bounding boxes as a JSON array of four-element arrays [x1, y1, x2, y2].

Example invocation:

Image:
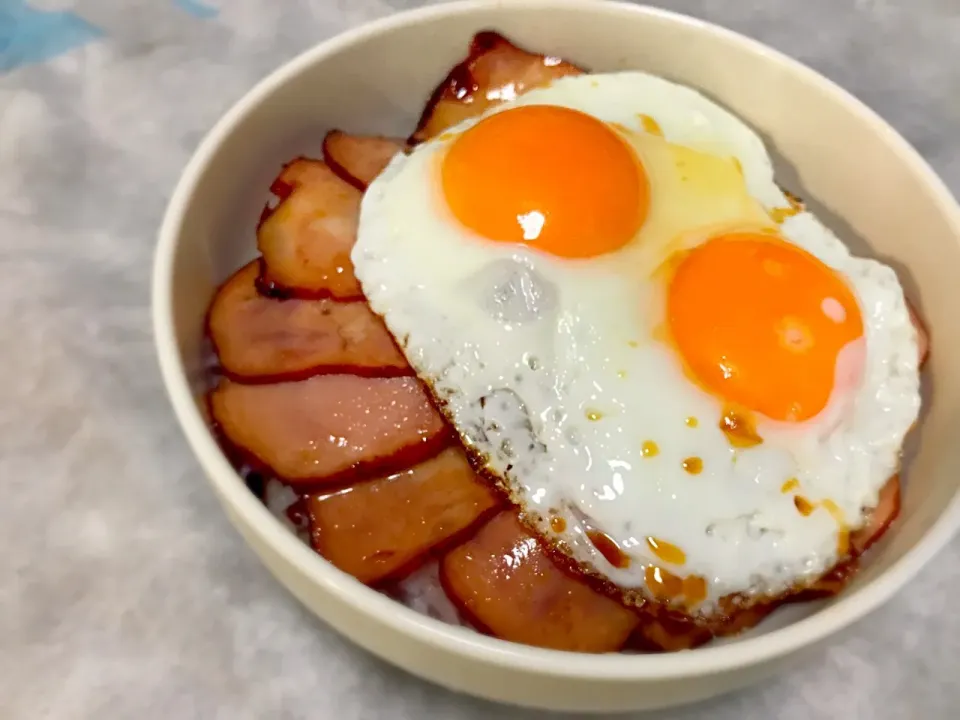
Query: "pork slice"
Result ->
[[257, 159, 364, 300], [210, 375, 448, 485], [410, 31, 583, 144], [850, 474, 901, 557], [207, 261, 408, 381], [439, 511, 638, 652], [907, 299, 929, 368], [308, 446, 501, 585], [629, 613, 713, 652], [323, 131, 406, 190]]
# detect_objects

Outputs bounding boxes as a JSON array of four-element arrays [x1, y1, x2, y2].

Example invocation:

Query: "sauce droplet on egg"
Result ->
[[587, 530, 631, 569], [792, 496, 850, 555], [794, 495, 815, 516], [769, 206, 800, 224], [819, 499, 850, 555], [682, 457, 703, 475], [646, 537, 687, 565], [638, 113, 663, 137], [684, 416, 698, 428], [641, 440, 659, 458], [644, 566, 709, 607], [585, 408, 603, 421], [769, 190, 804, 224], [781, 477, 800, 493], [836, 530, 851, 556], [682, 575, 708, 608], [550, 515, 567, 533], [719, 406, 763, 448], [645, 565, 683, 599]]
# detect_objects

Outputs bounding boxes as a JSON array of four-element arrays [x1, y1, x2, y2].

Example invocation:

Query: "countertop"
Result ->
[[2, 1, 958, 717]]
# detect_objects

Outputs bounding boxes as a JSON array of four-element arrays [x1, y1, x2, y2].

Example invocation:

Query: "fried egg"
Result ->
[[352, 72, 921, 612]]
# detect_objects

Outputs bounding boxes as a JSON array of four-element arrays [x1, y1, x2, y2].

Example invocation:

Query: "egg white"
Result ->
[[352, 72, 921, 611]]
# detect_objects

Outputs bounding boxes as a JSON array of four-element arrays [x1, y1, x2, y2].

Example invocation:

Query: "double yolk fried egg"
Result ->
[[352, 72, 921, 611]]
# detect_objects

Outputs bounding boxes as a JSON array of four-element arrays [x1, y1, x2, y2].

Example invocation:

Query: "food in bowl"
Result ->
[[204, 31, 930, 653]]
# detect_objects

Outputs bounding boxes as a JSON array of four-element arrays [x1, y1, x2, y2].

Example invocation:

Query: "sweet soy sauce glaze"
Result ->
[[587, 529, 631, 569]]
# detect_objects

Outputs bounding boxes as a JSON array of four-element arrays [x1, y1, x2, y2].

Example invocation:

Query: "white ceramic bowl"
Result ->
[[153, 0, 960, 712]]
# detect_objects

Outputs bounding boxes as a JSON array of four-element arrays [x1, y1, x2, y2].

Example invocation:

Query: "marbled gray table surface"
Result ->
[[2, 1, 958, 718]]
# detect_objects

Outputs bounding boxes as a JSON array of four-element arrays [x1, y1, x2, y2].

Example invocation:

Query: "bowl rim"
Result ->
[[153, 0, 960, 681]]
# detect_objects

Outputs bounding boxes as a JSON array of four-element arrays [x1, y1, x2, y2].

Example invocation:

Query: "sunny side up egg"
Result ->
[[352, 72, 921, 613]]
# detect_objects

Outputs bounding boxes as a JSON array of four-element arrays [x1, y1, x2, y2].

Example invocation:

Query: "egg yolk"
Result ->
[[667, 234, 864, 422], [441, 105, 648, 258]]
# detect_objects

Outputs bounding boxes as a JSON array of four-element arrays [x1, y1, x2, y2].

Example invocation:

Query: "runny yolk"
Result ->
[[666, 234, 864, 422], [441, 105, 648, 258]]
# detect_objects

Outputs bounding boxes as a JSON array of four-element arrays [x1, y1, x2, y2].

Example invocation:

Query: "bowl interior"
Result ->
[[158, 0, 960, 670]]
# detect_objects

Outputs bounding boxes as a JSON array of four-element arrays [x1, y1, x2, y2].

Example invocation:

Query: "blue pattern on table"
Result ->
[[173, 0, 219, 19], [0, 0, 103, 73]]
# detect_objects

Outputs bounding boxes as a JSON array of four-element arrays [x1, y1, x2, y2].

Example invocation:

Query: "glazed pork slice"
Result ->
[[410, 30, 583, 144], [209, 375, 449, 485], [308, 446, 501, 585], [322, 131, 406, 190], [207, 261, 409, 381], [850, 474, 901, 556], [907, 300, 930, 368], [440, 511, 639, 652], [629, 613, 713, 653], [257, 159, 364, 300]]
